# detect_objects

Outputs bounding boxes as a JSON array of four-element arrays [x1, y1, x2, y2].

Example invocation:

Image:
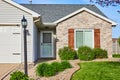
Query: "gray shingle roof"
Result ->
[[21, 4, 107, 23]]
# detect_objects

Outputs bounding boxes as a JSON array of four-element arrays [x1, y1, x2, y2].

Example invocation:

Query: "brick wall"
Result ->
[[56, 11, 112, 59]]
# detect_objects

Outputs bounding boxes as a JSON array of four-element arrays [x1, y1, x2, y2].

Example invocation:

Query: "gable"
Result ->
[[0, 0, 31, 23], [2, 0, 40, 17], [56, 10, 113, 28], [54, 7, 116, 26]]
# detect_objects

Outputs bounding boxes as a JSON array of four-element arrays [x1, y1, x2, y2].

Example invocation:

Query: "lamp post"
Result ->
[[21, 15, 28, 76]]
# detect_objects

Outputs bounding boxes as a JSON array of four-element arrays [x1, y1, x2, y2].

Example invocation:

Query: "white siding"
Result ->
[[0, 0, 35, 62], [33, 23, 38, 62]]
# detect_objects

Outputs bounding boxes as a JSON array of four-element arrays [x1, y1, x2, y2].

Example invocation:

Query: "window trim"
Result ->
[[74, 29, 94, 50]]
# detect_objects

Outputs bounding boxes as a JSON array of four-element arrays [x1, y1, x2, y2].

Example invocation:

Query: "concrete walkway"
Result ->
[[0, 63, 20, 80]]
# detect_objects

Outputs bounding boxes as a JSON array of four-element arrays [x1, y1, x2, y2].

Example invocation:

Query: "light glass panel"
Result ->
[[84, 30, 93, 48], [76, 31, 83, 48], [43, 33, 52, 43], [42, 43, 52, 57]]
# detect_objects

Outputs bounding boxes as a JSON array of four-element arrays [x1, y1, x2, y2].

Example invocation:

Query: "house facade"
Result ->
[[0, 0, 116, 63]]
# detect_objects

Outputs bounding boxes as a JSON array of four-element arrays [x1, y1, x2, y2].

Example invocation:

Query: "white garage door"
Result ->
[[0, 26, 21, 63]]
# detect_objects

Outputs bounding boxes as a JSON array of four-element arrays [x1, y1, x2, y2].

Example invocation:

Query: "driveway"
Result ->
[[0, 63, 20, 80]]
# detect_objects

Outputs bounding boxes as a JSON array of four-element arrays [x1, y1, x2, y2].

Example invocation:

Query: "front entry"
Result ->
[[40, 31, 54, 58]]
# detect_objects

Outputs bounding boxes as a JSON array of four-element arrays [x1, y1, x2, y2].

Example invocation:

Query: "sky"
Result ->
[[13, 0, 120, 38]]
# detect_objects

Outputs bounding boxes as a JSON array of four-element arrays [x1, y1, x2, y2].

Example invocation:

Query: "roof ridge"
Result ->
[[21, 4, 94, 5]]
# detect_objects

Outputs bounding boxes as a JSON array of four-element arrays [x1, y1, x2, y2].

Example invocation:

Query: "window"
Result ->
[[75, 29, 94, 49], [43, 33, 52, 43]]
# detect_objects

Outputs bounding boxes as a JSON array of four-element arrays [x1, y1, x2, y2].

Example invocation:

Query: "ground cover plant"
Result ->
[[71, 62, 120, 80]]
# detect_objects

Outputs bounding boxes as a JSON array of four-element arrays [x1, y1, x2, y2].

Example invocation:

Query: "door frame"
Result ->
[[40, 31, 54, 58]]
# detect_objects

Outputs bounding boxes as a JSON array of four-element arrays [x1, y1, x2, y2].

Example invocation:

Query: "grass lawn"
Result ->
[[71, 62, 120, 80]]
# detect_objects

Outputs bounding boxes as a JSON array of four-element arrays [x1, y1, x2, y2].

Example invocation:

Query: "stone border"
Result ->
[[28, 60, 80, 80]]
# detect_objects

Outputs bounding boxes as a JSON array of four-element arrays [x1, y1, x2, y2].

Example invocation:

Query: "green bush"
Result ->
[[43, 64, 55, 77], [112, 54, 120, 58], [51, 62, 63, 72], [61, 61, 72, 69], [10, 71, 28, 80], [36, 61, 72, 77], [36, 63, 55, 77], [93, 48, 108, 58], [36, 63, 46, 76], [58, 47, 77, 60], [78, 46, 95, 60]]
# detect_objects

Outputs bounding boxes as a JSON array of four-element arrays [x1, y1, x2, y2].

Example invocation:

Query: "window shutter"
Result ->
[[94, 29, 100, 48], [68, 29, 74, 49]]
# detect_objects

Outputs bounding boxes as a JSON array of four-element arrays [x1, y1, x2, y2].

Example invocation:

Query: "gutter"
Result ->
[[34, 17, 57, 27], [42, 23, 57, 26]]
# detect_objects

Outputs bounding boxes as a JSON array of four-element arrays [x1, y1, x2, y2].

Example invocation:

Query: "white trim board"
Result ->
[[0, 23, 20, 26], [53, 7, 117, 26], [3, 0, 40, 17]]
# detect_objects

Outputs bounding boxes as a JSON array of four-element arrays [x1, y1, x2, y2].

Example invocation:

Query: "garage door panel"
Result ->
[[0, 56, 21, 63], [0, 52, 21, 56], [0, 26, 21, 63]]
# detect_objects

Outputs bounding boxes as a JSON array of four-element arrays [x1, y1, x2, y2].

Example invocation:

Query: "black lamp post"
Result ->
[[21, 15, 28, 76]]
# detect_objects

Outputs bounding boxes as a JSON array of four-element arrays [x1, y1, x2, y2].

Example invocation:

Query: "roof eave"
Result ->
[[43, 23, 57, 26], [112, 22, 117, 26]]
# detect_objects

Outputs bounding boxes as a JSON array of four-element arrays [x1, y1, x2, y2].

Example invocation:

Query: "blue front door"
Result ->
[[40, 31, 54, 58]]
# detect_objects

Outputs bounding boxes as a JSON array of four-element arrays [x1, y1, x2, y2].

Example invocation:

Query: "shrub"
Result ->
[[112, 54, 120, 58], [36, 63, 55, 77], [36, 63, 46, 76], [43, 64, 55, 77], [51, 62, 63, 72], [61, 61, 72, 69], [10, 71, 28, 80], [78, 46, 95, 60], [36, 61, 72, 77], [93, 48, 108, 58], [58, 47, 77, 60]]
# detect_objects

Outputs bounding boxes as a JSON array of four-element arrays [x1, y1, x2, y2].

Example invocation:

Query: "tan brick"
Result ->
[[56, 11, 112, 59]]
